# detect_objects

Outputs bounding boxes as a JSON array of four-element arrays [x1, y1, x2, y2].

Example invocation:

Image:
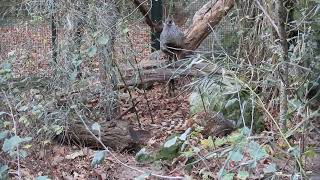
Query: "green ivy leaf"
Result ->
[[215, 137, 227, 147], [0, 165, 8, 174], [229, 149, 243, 162], [135, 148, 152, 162], [87, 45, 97, 58], [237, 170, 249, 180], [225, 98, 238, 108], [164, 136, 178, 148], [0, 131, 8, 140], [2, 136, 32, 152], [227, 132, 243, 144], [248, 141, 267, 161], [91, 150, 106, 167], [263, 163, 277, 173], [222, 173, 235, 180]]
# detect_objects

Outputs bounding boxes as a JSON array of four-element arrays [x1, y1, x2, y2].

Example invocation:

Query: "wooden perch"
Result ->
[[118, 56, 229, 88]]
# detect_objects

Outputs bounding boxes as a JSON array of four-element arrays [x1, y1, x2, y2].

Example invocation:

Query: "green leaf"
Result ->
[[237, 170, 249, 180], [227, 132, 243, 144], [214, 137, 227, 147], [97, 35, 109, 45], [222, 173, 235, 180], [248, 141, 267, 161], [91, 150, 106, 167], [225, 98, 237, 108], [134, 172, 151, 180], [135, 148, 152, 162], [36, 176, 50, 180], [87, 45, 97, 58], [0, 131, 8, 140], [91, 122, 101, 132], [263, 163, 277, 173], [0, 165, 8, 174], [164, 136, 178, 148], [2, 136, 32, 152], [201, 136, 214, 149], [303, 148, 316, 158], [229, 149, 243, 162]]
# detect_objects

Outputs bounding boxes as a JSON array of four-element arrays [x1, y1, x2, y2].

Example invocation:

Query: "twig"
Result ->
[[255, 0, 281, 37]]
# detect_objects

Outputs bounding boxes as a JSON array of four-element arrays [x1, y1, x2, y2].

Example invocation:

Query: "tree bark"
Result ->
[[184, 0, 235, 51]]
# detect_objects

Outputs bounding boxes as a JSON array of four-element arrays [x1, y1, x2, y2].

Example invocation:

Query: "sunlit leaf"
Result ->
[[214, 137, 227, 147], [201, 136, 214, 149], [303, 148, 316, 158]]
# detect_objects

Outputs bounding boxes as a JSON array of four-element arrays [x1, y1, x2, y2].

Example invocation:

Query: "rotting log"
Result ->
[[118, 56, 229, 88], [67, 119, 147, 150]]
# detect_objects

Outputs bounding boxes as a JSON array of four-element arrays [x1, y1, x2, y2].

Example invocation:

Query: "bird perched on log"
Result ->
[[160, 17, 185, 59], [160, 17, 185, 96]]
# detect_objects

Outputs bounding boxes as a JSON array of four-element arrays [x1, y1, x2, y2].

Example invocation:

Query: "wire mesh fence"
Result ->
[[0, 1, 239, 78]]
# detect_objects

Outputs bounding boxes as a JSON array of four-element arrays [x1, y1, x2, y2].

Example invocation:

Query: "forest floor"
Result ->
[[1, 83, 320, 180], [1, 83, 194, 179]]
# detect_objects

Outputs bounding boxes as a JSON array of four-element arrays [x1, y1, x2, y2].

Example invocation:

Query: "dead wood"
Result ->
[[184, 0, 235, 51]]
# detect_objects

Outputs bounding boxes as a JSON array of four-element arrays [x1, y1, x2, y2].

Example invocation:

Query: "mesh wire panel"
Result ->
[[0, 1, 238, 77]]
